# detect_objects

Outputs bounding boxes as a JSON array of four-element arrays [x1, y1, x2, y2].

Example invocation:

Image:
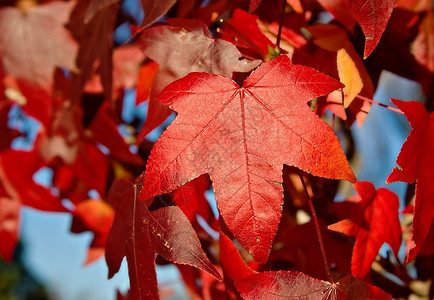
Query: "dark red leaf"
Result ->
[[170, 174, 216, 228], [328, 181, 401, 278], [69, 0, 118, 103], [72, 142, 109, 197], [220, 9, 274, 59], [89, 102, 145, 166], [140, 55, 355, 262], [106, 177, 221, 299], [249, 0, 261, 13], [84, 0, 118, 22], [141, 0, 178, 27], [271, 218, 353, 281], [386, 99, 434, 262], [348, 0, 395, 58]]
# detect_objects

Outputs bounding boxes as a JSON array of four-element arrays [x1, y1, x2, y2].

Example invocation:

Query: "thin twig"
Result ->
[[299, 172, 334, 283], [275, 0, 286, 51], [331, 113, 335, 131], [355, 95, 404, 114]]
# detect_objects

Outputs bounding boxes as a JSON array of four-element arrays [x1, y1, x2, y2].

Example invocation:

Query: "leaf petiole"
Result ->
[[299, 172, 334, 283], [275, 0, 286, 52], [355, 95, 404, 114]]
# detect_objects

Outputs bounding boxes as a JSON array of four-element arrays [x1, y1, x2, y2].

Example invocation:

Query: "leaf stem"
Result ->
[[331, 113, 335, 131], [275, 0, 286, 51], [355, 95, 404, 114], [299, 172, 334, 283], [219, 19, 268, 60]]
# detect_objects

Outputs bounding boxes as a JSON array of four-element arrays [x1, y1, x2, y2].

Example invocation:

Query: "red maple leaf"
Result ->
[[0, 1, 77, 90], [328, 181, 401, 278], [386, 99, 434, 262], [105, 177, 221, 299], [234, 271, 391, 299], [140, 55, 355, 262], [347, 0, 395, 58]]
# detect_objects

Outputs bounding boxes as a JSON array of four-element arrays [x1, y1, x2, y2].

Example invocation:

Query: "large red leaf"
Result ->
[[328, 181, 401, 278], [235, 271, 391, 299], [140, 55, 356, 262], [386, 99, 434, 262], [135, 19, 260, 143], [105, 177, 221, 299], [347, 0, 395, 58], [0, 1, 77, 91]]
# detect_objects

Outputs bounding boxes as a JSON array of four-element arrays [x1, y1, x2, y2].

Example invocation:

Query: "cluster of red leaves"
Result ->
[[0, 0, 433, 299]]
